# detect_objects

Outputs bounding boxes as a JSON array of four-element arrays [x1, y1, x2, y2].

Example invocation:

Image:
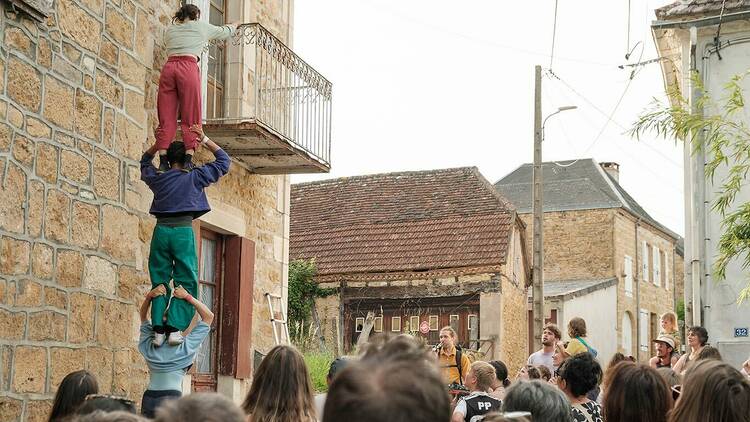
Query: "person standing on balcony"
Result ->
[[141, 125, 230, 346], [156, 4, 238, 173]]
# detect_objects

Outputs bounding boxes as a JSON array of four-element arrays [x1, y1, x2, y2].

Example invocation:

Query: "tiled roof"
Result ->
[[527, 278, 618, 301], [656, 1, 750, 19], [290, 167, 517, 277], [494, 159, 680, 240]]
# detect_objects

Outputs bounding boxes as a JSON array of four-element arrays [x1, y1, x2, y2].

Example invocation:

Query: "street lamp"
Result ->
[[542, 106, 577, 141]]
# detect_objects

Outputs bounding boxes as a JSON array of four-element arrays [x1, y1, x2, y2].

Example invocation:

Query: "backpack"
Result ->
[[576, 337, 598, 358], [438, 345, 465, 384]]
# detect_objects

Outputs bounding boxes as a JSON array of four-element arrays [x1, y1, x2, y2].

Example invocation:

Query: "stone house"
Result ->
[[290, 167, 531, 372], [652, 0, 750, 366], [0, 0, 331, 419], [495, 159, 682, 362]]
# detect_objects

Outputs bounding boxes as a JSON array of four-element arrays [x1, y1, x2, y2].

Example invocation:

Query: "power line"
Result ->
[[550, 0, 559, 70]]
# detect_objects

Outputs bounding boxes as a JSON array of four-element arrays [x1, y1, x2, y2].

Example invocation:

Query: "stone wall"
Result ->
[[518, 209, 614, 281], [0, 1, 291, 419]]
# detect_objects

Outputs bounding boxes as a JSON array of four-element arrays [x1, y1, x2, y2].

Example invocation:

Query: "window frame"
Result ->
[[429, 315, 439, 331], [409, 316, 420, 333], [205, 0, 227, 120], [373, 316, 383, 333], [624, 255, 633, 297], [355, 317, 364, 333], [391, 316, 401, 332]]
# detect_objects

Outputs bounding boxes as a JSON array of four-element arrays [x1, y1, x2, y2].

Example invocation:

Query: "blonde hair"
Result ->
[[471, 361, 497, 392], [568, 317, 587, 338], [661, 312, 677, 331], [440, 326, 457, 339]]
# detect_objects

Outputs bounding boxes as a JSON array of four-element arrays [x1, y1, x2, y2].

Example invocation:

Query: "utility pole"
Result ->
[[532, 65, 544, 352]]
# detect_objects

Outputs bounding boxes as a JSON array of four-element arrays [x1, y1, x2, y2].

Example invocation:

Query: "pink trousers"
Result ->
[[156, 56, 202, 151]]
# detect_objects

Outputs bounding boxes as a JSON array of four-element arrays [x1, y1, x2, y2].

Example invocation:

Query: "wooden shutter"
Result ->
[[641, 241, 649, 282], [220, 236, 255, 379], [624, 256, 633, 296], [653, 247, 661, 286]]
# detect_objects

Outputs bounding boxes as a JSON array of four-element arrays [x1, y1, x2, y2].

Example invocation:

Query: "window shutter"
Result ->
[[665, 252, 670, 290], [653, 247, 661, 286], [639, 309, 649, 351], [641, 241, 649, 282], [220, 236, 255, 379], [624, 256, 633, 297]]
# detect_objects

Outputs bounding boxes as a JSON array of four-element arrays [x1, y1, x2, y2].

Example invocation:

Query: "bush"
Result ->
[[304, 350, 334, 393]]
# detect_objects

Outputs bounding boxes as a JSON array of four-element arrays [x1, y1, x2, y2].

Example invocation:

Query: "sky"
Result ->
[[291, 0, 685, 236]]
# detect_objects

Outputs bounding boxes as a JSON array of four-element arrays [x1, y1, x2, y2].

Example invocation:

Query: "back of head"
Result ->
[[558, 352, 601, 398], [602, 362, 672, 422], [696, 345, 722, 361], [73, 410, 147, 422], [482, 411, 532, 422], [76, 397, 136, 416], [172, 4, 200, 22], [241, 345, 315, 422], [502, 380, 571, 422], [656, 367, 681, 388], [568, 317, 587, 338], [669, 359, 750, 422], [490, 360, 511, 387], [49, 370, 99, 421], [526, 366, 541, 380], [537, 365, 552, 382], [166, 142, 186, 167], [471, 361, 497, 391], [324, 335, 450, 422], [155, 393, 244, 422]]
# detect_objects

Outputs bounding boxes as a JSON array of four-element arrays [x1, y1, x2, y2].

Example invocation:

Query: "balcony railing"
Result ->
[[203, 23, 332, 174]]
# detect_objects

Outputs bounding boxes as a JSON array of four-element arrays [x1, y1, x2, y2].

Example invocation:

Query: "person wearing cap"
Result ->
[[649, 334, 678, 369], [314, 357, 350, 420]]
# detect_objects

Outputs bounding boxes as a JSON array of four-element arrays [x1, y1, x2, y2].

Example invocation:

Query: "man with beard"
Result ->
[[527, 323, 561, 373], [649, 334, 679, 369]]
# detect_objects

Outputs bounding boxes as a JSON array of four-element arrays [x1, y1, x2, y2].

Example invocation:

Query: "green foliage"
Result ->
[[304, 350, 334, 393], [631, 70, 750, 303], [676, 299, 685, 323], [288, 259, 335, 342]]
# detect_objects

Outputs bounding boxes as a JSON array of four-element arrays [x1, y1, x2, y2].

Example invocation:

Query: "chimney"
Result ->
[[600, 162, 620, 182]]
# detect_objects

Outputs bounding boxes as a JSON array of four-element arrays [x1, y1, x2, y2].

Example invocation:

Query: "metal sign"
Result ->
[[419, 321, 430, 334], [735, 327, 749, 338]]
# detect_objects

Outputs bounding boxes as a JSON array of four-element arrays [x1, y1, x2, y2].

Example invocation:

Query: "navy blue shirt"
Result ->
[[140, 149, 230, 218]]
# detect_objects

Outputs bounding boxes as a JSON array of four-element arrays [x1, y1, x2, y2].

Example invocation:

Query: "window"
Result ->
[[639, 309, 649, 352], [194, 229, 224, 392], [622, 312, 633, 356], [664, 251, 670, 290], [410, 316, 420, 333], [206, 0, 226, 119], [449, 315, 459, 332], [373, 316, 383, 333], [355, 317, 364, 333], [391, 316, 401, 332], [468, 315, 479, 349], [641, 241, 649, 282], [653, 247, 661, 286], [429, 315, 439, 331], [624, 255, 633, 297]]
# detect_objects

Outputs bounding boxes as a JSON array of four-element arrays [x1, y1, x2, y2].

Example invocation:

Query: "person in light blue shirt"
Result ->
[[138, 284, 214, 418]]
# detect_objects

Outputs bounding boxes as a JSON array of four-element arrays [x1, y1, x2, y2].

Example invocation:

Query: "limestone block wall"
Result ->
[[0, 1, 291, 419], [518, 209, 615, 281]]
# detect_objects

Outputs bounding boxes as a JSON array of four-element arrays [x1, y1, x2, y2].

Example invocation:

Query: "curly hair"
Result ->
[[558, 352, 601, 398]]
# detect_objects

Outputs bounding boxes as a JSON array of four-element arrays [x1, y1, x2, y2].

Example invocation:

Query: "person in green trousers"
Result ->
[[140, 125, 230, 346]]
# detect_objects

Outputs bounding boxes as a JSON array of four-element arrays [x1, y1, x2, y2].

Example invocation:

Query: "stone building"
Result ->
[[0, 0, 331, 419], [495, 159, 681, 362], [290, 167, 531, 372]]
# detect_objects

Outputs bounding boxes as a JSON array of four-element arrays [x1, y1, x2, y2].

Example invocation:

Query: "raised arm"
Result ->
[[140, 285, 167, 322], [189, 125, 230, 187], [174, 286, 214, 325]]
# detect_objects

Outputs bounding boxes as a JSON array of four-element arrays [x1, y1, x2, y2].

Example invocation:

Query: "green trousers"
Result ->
[[148, 224, 198, 331]]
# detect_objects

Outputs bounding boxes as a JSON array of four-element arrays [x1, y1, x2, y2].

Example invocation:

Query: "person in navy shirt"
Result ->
[[140, 125, 229, 347]]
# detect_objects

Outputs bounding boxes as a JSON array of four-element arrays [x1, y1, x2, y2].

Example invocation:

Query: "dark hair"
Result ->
[[668, 360, 750, 422], [328, 357, 349, 381], [526, 366, 541, 380], [490, 360, 511, 388], [688, 326, 708, 346], [696, 345, 722, 361], [537, 365, 552, 382], [603, 362, 672, 422], [76, 396, 136, 416], [173, 4, 200, 23], [74, 410, 147, 422], [568, 317, 587, 338], [155, 393, 244, 422], [241, 345, 315, 422], [503, 380, 571, 422], [543, 323, 562, 340], [558, 352, 601, 398], [166, 141, 186, 167], [324, 335, 450, 422], [49, 370, 99, 421]]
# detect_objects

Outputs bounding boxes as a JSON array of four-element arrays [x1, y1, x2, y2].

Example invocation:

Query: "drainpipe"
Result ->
[[634, 217, 642, 359], [688, 26, 704, 329]]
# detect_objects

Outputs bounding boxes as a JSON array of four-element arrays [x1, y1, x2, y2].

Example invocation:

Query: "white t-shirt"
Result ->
[[314, 393, 326, 420], [527, 349, 555, 373]]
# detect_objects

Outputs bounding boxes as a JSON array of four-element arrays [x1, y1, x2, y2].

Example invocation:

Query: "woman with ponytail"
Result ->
[[155, 4, 237, 173], [489, 360, 512, 400]]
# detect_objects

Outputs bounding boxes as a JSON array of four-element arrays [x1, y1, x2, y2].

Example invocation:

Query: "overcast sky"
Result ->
[[291, 0, 685, 235]]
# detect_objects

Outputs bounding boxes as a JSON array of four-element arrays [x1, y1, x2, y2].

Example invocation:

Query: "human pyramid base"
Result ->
[[44, 5, 750, 421]]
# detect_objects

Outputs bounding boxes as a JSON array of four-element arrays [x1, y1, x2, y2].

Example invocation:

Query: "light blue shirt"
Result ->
[[138, 321, 210, 373]]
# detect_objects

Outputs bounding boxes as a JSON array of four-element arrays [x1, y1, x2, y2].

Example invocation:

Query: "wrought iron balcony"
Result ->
[[202, 23, 332, 174]]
